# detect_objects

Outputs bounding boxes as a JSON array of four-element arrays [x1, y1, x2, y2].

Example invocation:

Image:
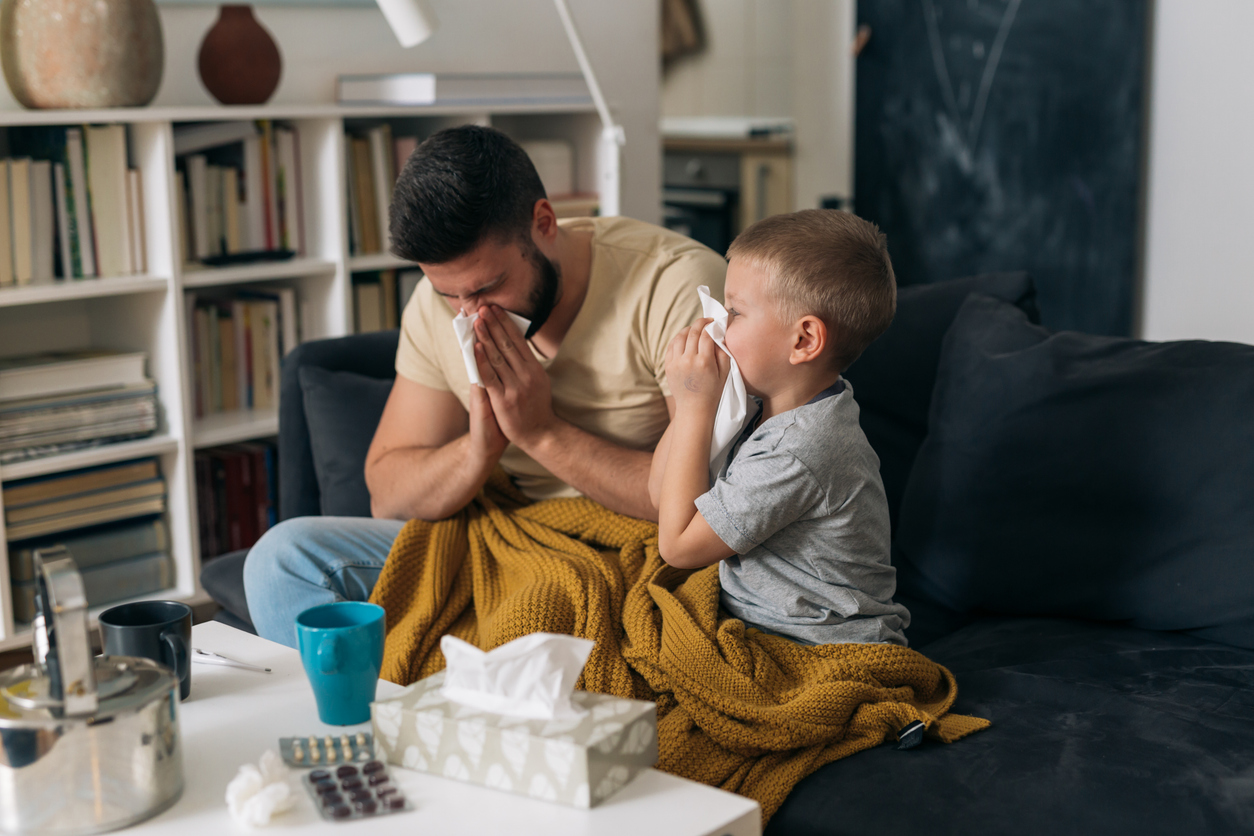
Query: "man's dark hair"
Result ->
[[389, 125, 547, 264]]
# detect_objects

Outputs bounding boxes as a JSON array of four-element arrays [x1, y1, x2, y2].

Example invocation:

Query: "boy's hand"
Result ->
[[665, 318, 730, 415]]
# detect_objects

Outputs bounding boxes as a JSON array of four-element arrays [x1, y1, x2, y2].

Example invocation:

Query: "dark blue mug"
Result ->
[[295, 601, 385, 725]]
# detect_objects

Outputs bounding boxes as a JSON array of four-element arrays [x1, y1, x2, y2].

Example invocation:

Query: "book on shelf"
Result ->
[[0, 350, 148, 402], [195, 442, 276, 559], [8, 515, 169, 581], [2, 458, 159, 508], [188, 288, 298, 418], [0, 162, 11, 286], [10, 158, 33, 285], [85, 124, 134, 277], [353, 270, 404, 333], [337, 72, 592, 107], [174, 120, 304, 266], [4, 457, 167, 542], [65, 127, 96, 278], [399, 269, 423, 310], [10, 549, 173, 623], [32, 159, 56, 282]]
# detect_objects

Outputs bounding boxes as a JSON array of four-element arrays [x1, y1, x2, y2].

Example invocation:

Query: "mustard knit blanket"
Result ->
[[369, 473, 989, 822]]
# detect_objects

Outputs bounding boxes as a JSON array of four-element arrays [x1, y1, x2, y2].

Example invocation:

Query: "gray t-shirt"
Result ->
[[694, 379, 911, 646]]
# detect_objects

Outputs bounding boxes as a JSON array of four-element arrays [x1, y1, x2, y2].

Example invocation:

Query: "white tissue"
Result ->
[[697, 285, 754, 481], [452, 309, 533, 386], [225, 749, 296, 828], [440, 632, 594, 720]]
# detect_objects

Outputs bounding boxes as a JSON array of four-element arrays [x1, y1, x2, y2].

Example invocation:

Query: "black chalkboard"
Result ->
[[855, 0, 1149, 336]]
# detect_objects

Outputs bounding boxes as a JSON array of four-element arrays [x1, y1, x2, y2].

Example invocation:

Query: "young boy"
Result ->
[[648, 209, 910, 646]]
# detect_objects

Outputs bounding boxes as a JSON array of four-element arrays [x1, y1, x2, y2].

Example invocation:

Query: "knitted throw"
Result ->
[[369, 473, 989, 822]]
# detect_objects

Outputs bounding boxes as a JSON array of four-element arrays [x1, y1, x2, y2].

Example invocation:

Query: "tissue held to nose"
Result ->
[[696, 286, 754, 480], [452, 309, 533, 386], [439, 633, 594, 720]]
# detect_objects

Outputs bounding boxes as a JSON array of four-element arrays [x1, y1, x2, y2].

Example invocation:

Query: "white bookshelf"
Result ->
[[0, 102, 612, 651]]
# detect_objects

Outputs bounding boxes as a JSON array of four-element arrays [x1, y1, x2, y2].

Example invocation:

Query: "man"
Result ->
[[244, 125, 726, 646]]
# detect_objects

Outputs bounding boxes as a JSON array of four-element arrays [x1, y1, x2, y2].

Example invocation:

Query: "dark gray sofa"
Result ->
[[204, 272, 1254, 835]]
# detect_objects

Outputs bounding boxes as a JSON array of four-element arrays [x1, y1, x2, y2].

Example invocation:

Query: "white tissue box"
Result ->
[[371, 671, 658, 808]]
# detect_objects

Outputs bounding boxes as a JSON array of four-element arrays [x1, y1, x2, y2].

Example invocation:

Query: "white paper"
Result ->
[[452, 309, 533, 386], [697, 286, 754, 481], [439, 632, 594, 720]]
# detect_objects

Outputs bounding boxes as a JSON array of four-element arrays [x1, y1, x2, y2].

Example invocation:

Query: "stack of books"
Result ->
[[195, 442, 277, 559], [186, 289, 299, 418], [6, 466, 171, 623], [1, 124, 148, 284], [352, 269, 422, 333], [174, 120, 304, 266], [0, 351, 158, 465]]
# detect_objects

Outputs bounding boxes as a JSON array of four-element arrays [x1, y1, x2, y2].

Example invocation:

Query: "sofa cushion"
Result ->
[[768, 617, 1254, 836], [894, 294, 1254, 648], [299, 366, 393, 517], [843, 272, 1039, 528]]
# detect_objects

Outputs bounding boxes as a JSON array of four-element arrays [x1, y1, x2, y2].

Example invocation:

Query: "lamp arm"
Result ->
[[552, 0, 625, 147]]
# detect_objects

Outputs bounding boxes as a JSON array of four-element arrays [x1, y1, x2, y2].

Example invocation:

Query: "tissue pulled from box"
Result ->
[[439, 632, 593, 720], [452, 309, 533, 386]]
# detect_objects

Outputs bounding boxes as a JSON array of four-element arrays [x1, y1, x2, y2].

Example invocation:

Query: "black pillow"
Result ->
[[844, 272, 1039, 529], [894, 294, 1254, 649], [298, 366, 393, 517]]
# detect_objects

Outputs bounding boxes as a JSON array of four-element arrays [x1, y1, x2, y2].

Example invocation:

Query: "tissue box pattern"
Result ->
[[372, 671, 658, 808]]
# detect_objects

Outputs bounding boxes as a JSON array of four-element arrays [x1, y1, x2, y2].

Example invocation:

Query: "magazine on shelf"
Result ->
[[0, 350, 148, 403], [8, 515, 169, 581]]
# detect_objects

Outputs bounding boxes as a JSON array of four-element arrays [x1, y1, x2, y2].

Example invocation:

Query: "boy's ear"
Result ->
[[790, 315, 828, 365]]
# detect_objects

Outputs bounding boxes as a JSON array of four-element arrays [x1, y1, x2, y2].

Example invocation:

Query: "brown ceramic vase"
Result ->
[[198, 5, 282, 106], [0, 0, 164, 109]]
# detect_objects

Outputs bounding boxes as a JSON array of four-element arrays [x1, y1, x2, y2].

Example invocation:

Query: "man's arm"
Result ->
[[364, 375, 507, 521]]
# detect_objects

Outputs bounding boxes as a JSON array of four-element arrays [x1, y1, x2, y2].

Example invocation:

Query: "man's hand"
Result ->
[[665, 319, 730, 417], [473, 304, 557, 449], [468, 380, 509, 465]]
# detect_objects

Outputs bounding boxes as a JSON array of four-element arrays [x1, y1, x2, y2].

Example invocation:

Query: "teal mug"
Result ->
[[295, 601, 385, 725]]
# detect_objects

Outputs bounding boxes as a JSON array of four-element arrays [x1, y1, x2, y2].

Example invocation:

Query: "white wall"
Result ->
[[0, 1, 660, 223], [661, 0, 856, 212], [1139, 0, 1254, 344]]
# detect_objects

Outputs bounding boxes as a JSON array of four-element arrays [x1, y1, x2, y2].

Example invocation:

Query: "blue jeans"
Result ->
[[242, 516, 406, 648]]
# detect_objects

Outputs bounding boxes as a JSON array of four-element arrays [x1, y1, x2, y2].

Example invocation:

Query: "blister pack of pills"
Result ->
[[279, 732, 374, 767], [302, 761, 413, 821]]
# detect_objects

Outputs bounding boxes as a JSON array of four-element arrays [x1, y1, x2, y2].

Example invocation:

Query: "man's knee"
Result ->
[[243, 517, 321, 593]]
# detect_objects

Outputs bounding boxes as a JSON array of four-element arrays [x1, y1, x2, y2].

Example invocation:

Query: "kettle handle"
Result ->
[[33, 547, 99, 717]]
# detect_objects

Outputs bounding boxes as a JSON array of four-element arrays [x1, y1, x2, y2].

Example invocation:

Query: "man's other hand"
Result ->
[[473, 304, 557, 449], [469, 380, 509, 464]]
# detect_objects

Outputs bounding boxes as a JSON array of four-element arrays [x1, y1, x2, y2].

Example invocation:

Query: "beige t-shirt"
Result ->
[[395, 216, 727, 501]]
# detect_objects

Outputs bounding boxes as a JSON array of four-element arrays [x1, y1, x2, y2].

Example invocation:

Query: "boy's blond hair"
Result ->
[[727, 209, 896, 370]]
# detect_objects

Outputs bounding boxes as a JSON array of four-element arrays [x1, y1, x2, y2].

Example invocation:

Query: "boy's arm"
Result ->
[[657, 321, 735, 569], [657, 407, 735, 568]]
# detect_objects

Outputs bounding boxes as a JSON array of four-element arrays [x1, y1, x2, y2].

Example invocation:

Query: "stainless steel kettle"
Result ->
[[0, 548, 183, 835]]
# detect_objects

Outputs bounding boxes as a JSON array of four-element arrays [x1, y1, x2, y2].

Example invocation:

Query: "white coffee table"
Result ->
[[126, 622, 760, 836]]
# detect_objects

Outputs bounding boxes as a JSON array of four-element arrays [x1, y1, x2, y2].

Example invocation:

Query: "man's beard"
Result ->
[[522, 246, 560, 338]]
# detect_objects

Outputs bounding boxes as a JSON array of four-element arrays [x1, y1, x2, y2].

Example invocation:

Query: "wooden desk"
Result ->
[[663, 136, 793, 232]]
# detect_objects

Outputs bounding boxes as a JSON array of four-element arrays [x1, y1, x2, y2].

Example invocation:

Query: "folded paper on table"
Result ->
[[372, 669, 658, 808], [452, 309, 533, 386], [698, 285, 754, 481], [440, 632, 593, 720]]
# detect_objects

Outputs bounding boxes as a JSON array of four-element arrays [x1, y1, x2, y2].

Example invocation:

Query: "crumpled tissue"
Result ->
[[439, 632, 594, 720], [697, 285, 754, 481], [452, 309, 533, 386], [225, 749, 296, 828]]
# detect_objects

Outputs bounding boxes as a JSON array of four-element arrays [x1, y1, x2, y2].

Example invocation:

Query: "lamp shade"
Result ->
[[375, 0, 438, 48]]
